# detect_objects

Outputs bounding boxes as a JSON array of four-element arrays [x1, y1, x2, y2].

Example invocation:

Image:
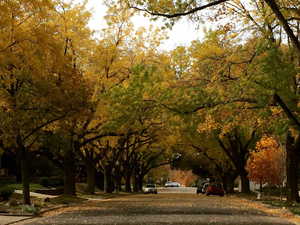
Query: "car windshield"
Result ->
[[146, 184, 155, 188]]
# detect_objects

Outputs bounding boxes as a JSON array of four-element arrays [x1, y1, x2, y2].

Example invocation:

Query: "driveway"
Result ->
[[13, 193, 296, 225]]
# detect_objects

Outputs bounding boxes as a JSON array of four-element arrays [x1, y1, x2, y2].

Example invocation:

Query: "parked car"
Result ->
[[165, 181, 181, 187], [202, 183, 210, 193], [143, 184, 158, 194], [205, 183, 224, 196], [196, 182, 209, 194]]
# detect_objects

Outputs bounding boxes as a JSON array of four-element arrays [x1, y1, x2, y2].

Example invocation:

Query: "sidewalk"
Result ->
[[0, 191, 59, 225], [0, 215, 32, 225]]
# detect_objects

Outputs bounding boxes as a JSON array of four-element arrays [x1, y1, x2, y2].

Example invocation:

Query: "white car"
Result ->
[[143, 184, 158, 194], [164, 181, 181, 187]]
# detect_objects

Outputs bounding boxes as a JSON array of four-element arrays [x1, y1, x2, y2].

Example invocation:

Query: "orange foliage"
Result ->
[[247, 136, 285, 186], [169, 169, 198, 186]]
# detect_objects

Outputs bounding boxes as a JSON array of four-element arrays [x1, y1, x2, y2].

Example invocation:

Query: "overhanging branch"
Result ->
[[159, 98, 258, 114], [274, 93, 300, 129], [130, 0, 228, 18]]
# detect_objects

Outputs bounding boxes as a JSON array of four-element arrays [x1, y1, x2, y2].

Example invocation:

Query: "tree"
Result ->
[[247, 136, 285, 192], [120, 0, 300, 55], [117, 0, 300, 129], [0, 0, 95, 203], [0, 0, 70, 204]]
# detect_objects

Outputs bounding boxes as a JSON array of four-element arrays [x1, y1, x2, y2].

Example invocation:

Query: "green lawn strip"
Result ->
[[3, 183, 46, 192], [232, 192, 300, 215], [78, 191, 139, 200], [49, 195, 87, 205], [262, 199, 300, 215]]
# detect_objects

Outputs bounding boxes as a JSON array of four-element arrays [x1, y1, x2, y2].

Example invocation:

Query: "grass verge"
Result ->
[[5, 183, 46, 192], [49, 195, 87, 205], [262, 199, 300, 216]]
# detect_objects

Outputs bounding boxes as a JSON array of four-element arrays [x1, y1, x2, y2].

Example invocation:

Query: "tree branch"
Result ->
[[264, 0, 300, 54], [130, 0, 228, 18], [159, 98, 258, 114], [80, 132, 125, 147], [274, 93, 300, 129], [23, 114, 68, 142]]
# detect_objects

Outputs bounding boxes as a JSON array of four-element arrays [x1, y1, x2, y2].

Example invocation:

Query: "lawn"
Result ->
[[4, 183, 46, 192], [262, 199, 300, 216]]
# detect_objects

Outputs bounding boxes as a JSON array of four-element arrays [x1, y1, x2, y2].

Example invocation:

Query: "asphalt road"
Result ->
[[157, 187, 197, 193], [16, 191, 295, 225]]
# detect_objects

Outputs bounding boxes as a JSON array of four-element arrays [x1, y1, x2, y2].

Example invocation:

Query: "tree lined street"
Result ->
[[0, 0, 300, 223]]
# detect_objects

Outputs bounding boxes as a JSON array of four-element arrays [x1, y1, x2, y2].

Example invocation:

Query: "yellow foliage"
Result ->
[[197, 115, 220, 133]]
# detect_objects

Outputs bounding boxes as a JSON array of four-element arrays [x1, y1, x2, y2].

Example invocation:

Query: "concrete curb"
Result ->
[[4, 216, 34, 225], [0, 214, 33, 217]]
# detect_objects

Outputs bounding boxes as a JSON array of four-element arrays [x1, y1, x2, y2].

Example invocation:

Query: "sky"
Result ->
[[84, 0, 205, 50]]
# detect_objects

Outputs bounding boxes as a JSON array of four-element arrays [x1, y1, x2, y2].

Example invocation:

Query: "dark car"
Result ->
[[196, 182, 209, 194], [205, 183, 224, 196]]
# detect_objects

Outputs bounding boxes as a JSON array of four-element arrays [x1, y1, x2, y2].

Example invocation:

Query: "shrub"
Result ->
[[40, 177, 63, 187], [0, 186, 15, 201], [39, 177, 49, 187], [21, 204, 40, 215], [262, 185, 287, 196]]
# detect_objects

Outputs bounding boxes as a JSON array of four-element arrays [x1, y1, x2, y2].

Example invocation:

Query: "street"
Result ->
[[14, 190, 296, 225]]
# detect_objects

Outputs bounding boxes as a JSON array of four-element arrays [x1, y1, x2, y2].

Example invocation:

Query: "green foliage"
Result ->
[[0, 186, 15, 201], [254, 45, 297, 96], [21, 204, 40, 215], [102, 64, 164, 132], [261, 186, 287, 197]]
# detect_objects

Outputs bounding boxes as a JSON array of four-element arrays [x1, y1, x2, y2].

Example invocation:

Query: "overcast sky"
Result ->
[[84, 0, 204, 50]]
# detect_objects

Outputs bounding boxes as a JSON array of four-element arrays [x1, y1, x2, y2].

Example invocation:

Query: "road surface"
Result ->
[[13, 190, 296, 225]]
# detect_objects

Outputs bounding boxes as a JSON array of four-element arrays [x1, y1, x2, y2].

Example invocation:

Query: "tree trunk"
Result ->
[[222, 174, 236, 194], [286, 132, 300, 202], [15, 151, 22, 183], [138, 174, 144, 192], [240, 172, 251, 194], [222, 177, 228, 194], [260, 181, 263, 193], [115, 174, 121, 193], [21, 148, 30, 205], [104, 164, 113, 193], [113, 165, 122, 193], [133, 175, 139, 192], [85, 160, 96, 194], [125, 174, 132, 193], [95, 171, 104, 190], [64, 149, 76, 196]]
